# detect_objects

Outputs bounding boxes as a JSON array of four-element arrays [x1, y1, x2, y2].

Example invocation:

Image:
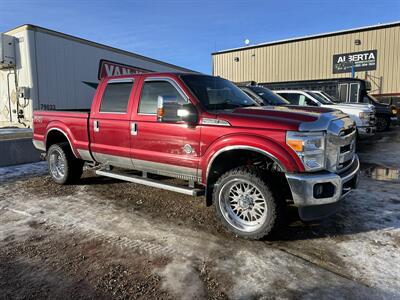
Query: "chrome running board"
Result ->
[[95, 169, 204, 196]]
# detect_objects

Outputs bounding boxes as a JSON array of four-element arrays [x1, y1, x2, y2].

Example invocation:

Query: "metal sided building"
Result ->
[[0, 24, 195, 128], [212, 22, 400, 102]]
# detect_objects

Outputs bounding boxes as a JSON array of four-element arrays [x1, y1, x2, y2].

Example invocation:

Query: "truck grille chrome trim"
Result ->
[[325, 117, 356, 173]]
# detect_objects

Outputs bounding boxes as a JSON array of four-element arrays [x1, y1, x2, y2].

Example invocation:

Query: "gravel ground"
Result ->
[[0, 127, 399, 299]]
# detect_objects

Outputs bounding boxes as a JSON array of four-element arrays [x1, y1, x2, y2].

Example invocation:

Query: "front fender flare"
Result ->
[[201, 134, 304, 184]]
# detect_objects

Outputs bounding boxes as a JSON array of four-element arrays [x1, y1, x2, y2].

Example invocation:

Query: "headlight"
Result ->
[[359, 112, 367, 119], [286, 131, 326, 171], [392, 108, 397, 115]]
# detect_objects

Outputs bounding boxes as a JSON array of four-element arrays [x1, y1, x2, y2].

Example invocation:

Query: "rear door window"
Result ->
[[100, 80, 134, 113], [279, 93, 301, 105]]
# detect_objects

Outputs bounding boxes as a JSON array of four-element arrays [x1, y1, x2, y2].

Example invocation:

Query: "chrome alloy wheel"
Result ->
[[49, 149, 65, 180], [219, 179, 268, 232]]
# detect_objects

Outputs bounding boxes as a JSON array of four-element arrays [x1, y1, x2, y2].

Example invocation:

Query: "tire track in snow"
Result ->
[[2, 206, 178, 258]]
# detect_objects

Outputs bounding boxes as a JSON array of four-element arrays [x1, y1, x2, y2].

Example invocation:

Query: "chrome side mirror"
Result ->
[[157, 95, 198, 125]]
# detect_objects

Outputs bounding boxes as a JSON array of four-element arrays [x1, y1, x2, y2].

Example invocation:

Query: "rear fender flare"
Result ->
[[45, 122, 79, 158]]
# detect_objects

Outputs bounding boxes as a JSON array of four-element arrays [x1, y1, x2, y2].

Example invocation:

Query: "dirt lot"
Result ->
[[1, 127, 399, 299]]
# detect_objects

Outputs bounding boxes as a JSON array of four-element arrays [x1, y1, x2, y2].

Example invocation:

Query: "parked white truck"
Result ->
[[274, 90, 376, 138]]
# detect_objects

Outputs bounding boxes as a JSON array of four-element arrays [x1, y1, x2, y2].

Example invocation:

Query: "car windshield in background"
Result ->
[[365, 94, 381, 104], [181, 75, 259, 111], [250, 86, 289, 105], [308, 91, 333, 105], [320, 91, 340, 103]]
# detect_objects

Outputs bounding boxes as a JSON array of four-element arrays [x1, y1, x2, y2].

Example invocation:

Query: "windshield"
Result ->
[[248, 86, 289, 105], [307, 91, 334, 105], [180, 75, 259, 111], [365, 94, 380, 104], [320, 91, 340, 103]]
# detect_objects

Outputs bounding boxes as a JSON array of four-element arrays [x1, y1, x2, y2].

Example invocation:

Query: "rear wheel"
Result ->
[[47, 143, 84, 184], [213, 167, 285, 240]]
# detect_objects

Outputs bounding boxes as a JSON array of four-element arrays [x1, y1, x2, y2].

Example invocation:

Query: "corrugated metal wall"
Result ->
[[213, 24, 400, 95], [33, 29, 191, 110]]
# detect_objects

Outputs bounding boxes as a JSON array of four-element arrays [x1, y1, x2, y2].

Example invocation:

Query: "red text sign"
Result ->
[[98, 59, 151, 79]]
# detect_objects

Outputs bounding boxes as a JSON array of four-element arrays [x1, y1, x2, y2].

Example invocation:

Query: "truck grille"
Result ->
[[368, 112, 376, 126], [326, 118, 357, 173], [337, 127, 356, 172]]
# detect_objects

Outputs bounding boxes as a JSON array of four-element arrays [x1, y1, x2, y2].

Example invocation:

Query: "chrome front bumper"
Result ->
[[285, 155, 360, 208], [358, 126, 376, 137]]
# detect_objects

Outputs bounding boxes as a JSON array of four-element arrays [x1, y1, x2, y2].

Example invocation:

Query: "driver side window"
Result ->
[[138, 80, 186, 114], [280, 93, 300, 105]]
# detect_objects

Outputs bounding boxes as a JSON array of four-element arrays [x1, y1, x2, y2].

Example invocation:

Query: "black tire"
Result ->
[[384, 117, 391, 131], [47, 142, 84, 185], [213, 166, 285, 240], [376, 116, 390, 132]]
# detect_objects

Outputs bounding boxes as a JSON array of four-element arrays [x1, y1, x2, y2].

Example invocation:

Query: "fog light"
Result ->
[[313, 183, 335, 199], [314, 183, 324, 198]]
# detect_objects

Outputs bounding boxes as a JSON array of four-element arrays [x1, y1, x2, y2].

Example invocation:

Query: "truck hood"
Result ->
[[216, 105, 345, 131], [323, 103, 374, 113], [328, 103, 374, 111]]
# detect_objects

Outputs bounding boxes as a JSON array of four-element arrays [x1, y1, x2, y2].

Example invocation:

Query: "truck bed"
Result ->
[[32, 110, 91, 158]]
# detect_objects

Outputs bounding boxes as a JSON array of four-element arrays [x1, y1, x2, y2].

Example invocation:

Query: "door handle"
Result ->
[[131, 122, 137, 136], [94, 120, 100, 132]]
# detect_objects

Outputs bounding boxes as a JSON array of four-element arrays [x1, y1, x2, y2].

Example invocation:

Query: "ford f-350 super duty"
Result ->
[[33, 73, 359, 240]]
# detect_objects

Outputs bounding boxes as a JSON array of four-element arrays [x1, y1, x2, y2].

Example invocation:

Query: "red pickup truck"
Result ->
[[33, 73, 359, 239]]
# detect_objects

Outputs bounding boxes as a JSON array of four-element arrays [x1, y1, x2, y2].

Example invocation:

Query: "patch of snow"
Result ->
[[160, 258, 206, 300], [0, 161, 47, 183], [0, 179, 395, 298]]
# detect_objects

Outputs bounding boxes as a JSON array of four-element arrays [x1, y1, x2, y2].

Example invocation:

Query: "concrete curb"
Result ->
[[0, 138, 42, 167]]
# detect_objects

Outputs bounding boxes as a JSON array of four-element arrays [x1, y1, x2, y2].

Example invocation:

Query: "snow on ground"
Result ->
[[0, 127, 399, 298], [0, 184, 390, 299], [0, 161, 47, 183], [275, 176, 400, 295], [1, 170, 399, 298]]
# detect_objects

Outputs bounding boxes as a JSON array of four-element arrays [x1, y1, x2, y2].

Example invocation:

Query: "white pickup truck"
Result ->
[[274, 90, 376, 138]]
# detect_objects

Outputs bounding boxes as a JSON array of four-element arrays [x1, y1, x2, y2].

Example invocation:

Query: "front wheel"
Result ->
[[213, 167, 285, 240], [47, 143, 84, 184], [376, 116, 390, 132]]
